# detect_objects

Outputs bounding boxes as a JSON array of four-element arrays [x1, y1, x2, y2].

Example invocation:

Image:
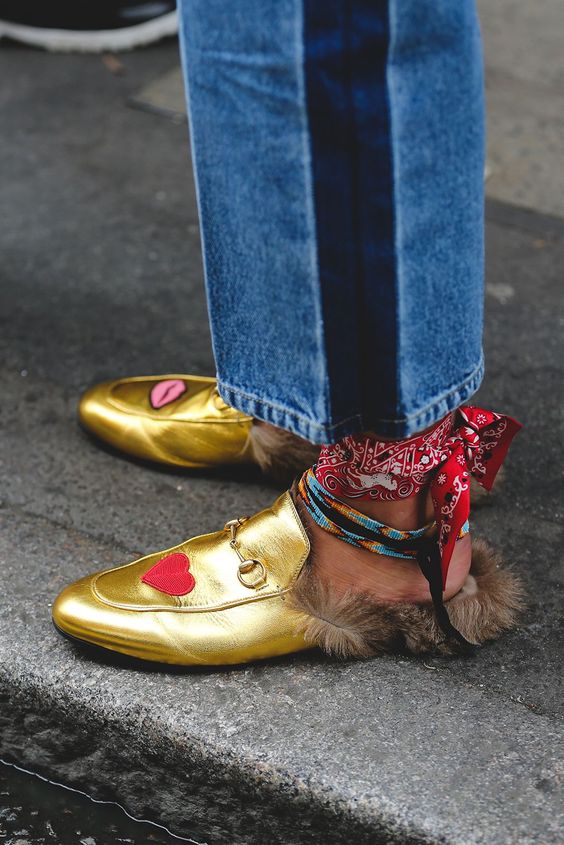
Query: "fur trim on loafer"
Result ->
[[288, 538, 524, 658], [250, 422, 320, 484]]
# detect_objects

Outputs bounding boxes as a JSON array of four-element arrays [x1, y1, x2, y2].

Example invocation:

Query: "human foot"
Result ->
[[296, 490, 473, 605], [286, 407, 523, 657], [52, 483, 521, 666], [289, 530, 522, 659]]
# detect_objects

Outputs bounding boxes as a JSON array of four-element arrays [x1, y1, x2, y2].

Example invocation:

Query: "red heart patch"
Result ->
[[150, 379, 187, 409], [141, 552, 195, 596]]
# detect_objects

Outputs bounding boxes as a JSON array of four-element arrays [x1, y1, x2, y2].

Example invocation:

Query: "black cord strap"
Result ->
[[416, 538, 477, 654]]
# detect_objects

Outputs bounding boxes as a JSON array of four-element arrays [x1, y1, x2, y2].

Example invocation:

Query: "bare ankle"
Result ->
[[295, 491, 472, 604]]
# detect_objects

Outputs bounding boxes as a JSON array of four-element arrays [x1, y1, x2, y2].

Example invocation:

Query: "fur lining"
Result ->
[[288, 538, 524, 658], [250, 422, 320, 484]]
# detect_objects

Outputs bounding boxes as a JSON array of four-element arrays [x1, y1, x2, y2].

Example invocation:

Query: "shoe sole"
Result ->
[[78, 418, 259, 473], [53, 620, 312, 670], [0, 10, 177, 52]]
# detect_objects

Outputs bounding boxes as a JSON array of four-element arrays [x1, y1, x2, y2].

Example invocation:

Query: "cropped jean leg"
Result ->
[[177, 0, 485, 444]]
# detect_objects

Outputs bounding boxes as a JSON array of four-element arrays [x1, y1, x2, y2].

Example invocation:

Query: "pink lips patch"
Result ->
[[150, 379, 187, 409], [141, 552, 195, 596]]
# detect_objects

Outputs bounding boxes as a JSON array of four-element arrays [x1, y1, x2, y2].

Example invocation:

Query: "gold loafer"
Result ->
[[52, 491, 312, 666], [78, 374, 320, 480], [79, 374, 254, 469]]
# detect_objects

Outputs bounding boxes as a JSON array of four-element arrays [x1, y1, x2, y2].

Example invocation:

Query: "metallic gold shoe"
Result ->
[[79, 375, 254, 469], [78, 374, 319, 478], [52, 491, 312, 665], [52, 485, 522, 666]]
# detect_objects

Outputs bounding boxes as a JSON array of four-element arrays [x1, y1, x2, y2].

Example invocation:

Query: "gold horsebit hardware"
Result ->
[[224, 518, 268, 589]]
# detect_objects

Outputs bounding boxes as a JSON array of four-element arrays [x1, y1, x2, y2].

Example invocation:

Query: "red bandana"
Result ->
[[315, 407, 522, 587]]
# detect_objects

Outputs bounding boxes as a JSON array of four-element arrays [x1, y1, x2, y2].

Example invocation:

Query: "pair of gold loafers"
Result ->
[[53, 374, 522, 666], [55, 373, 316, 665]]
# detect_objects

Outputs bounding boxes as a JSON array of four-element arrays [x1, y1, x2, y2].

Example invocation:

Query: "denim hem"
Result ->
[[216, 381, 364, 444], [217, 354, 484, 445], [374, 353, 485, 438]]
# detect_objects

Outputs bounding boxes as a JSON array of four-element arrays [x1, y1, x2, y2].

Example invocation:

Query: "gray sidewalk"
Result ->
[[1, 5, 563, 843]]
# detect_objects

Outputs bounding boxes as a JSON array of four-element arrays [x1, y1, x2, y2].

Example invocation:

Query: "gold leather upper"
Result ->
[[79, 375, 254, 468], [52, 491, 312, 665]]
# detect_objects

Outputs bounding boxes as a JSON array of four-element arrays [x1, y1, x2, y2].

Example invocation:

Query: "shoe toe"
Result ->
[[53, 573, 149, 658], [78, 381, 122, 442]]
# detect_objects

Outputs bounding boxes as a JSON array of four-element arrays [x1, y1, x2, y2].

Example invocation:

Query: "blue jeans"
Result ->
[[178, 0, 485, 444]]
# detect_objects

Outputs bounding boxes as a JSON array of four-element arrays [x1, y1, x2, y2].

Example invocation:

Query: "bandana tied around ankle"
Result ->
[[298, 468, 474, 650], [299, 407, 521, 652], [314, 406, 522, 589]]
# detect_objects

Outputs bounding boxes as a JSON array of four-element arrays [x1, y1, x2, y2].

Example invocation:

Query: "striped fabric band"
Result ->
[[298, 468, 469, 560]]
